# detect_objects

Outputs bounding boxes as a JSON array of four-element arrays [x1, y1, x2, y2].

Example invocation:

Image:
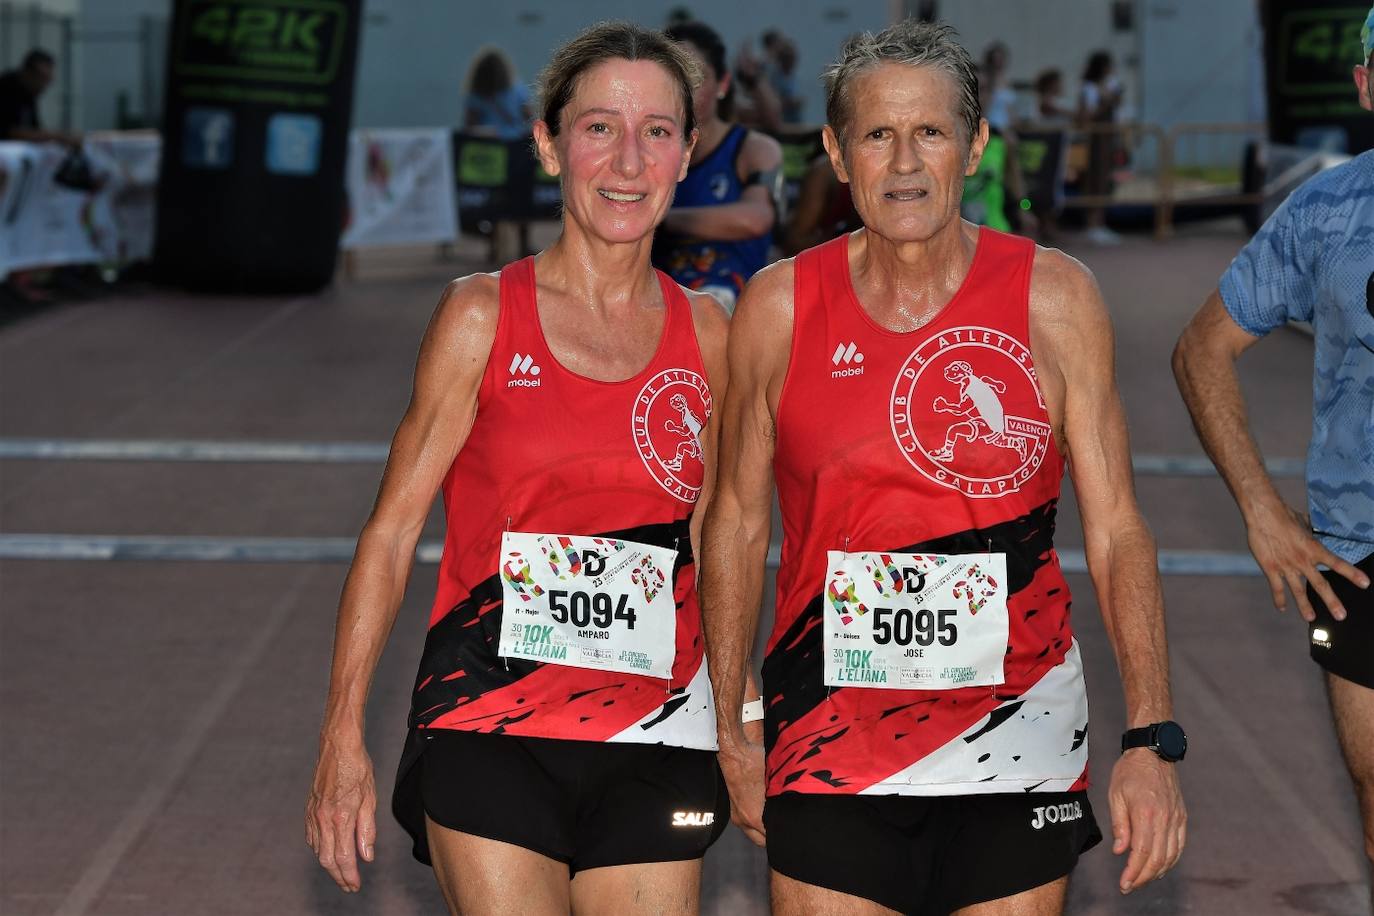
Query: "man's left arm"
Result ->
[[661, 132, 782, 240], [1032, 250, 1186, 895]]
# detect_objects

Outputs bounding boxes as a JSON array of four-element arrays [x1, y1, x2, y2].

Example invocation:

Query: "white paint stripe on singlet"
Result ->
[[2, 535, 1262, 576], [0, 439, 1305, 478], [54, 566, 316, 916]]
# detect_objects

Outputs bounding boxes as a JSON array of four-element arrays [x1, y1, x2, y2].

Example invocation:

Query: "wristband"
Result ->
[[741, 698, 764, 723]]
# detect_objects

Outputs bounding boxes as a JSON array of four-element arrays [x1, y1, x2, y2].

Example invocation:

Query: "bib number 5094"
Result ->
[[548, 590, 638, 630], [872, 607, 957, 647]]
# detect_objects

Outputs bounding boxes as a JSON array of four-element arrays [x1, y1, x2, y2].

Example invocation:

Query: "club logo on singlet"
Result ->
[[632, 368, 712, 503], [889, 325, 1052, 498]]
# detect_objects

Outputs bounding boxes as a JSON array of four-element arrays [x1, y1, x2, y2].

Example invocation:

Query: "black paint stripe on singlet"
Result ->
[[407, 517, 693, 729], [761, 500, 1060, 760]]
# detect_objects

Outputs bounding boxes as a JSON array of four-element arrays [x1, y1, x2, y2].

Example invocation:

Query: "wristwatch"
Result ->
[[1121, 721, 1187, 762]]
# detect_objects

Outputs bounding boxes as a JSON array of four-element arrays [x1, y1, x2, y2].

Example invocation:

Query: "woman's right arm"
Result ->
[[306, 273, 500, 893]]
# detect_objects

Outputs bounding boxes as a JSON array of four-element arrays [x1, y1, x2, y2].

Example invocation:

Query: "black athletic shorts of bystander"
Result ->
[[1308, 551, 1374, 689]]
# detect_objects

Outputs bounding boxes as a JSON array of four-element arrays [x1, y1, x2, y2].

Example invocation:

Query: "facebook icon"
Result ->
[[183, 107, 234, 169]]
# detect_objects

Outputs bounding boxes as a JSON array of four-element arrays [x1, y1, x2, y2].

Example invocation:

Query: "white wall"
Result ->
[[1139, 0, 1262, 167], [76, 0, 169, 130], [352, 0, 892, 129], [45, 0, 1265, 167], [936, 0, 1139, 119]]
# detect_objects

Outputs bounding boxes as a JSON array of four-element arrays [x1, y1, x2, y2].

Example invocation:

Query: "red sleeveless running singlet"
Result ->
[[764, 228, 1089, 796], [405, 257, 717, 751]]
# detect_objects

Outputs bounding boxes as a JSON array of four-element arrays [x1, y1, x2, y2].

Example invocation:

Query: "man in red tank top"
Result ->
[[305, 23, 744, 915], [702, 21, 1188, 915]]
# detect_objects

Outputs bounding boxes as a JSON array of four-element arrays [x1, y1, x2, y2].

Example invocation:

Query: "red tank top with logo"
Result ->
[[765, 229, 1089, 796], [406, 257, 716, 750]]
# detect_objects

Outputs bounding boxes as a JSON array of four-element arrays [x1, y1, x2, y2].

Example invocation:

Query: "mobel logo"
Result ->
[[176, 0, 349, 85]]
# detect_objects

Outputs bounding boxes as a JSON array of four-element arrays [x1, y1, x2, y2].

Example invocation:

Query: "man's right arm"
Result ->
[[1172, 290, 1368, 620], [700, 258, 794, 846]]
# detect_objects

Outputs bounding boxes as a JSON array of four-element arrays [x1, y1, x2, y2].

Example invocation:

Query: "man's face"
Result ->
[[21, 61, 54, 97], [822, 62, 987, 245]]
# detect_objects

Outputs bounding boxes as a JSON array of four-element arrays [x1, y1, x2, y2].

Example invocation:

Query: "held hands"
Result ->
[[1108, 749, 1186, 894], [718, 719, 767, 847], [1246, 501, 1370, 622], [306, 735, 378, 893]]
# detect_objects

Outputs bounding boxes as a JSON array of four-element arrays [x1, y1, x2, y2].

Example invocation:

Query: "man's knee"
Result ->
[[1326, 674, 1374, 863]]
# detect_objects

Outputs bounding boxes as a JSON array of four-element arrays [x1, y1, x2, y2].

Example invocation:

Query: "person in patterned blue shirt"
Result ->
[[1173, 6, 1374, 900]]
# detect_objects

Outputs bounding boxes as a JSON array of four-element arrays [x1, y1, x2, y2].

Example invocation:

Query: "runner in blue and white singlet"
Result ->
[[653, 21, 782, 312]]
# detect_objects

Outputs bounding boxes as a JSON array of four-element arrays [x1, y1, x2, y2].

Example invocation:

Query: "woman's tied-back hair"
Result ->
[[823, 20, 981, 147], [536, 21, 701, 138]]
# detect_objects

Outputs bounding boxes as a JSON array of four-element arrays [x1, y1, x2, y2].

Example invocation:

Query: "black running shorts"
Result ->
[[764, 790, 1102, 914], [412, 729, 728, 873], [1308, 551, 1374, 689]]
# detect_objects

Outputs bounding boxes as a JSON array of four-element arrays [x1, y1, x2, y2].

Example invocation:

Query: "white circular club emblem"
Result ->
[[889, 325, 1053, 498], [633, 368, 712, 503]]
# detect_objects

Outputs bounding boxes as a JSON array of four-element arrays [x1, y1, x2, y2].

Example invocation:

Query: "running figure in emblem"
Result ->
[[931, 360, 1028, 462], [664, 392, 705, 470]]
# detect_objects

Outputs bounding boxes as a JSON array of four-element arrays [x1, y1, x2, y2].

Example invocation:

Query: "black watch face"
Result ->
[[1155, 722, 1187, 761]]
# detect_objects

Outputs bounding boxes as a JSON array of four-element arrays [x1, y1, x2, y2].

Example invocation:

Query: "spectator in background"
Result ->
[[732, 40, 784, 133], [0, 49, 79, 146], [980, 41, 1016, 133], [781, 152, 860, 255], [963, 64, 1034, 235], [1078, 50, 1124, 245], [654, 21, 783, 312], [761, 29, 804, 124], [1034, 68, 1073, 124], [461, 47, 531, 141], [461, 47, 532, 261]]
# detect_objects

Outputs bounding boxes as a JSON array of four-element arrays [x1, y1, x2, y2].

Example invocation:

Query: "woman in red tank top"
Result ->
[[306, 23, 740, 914]]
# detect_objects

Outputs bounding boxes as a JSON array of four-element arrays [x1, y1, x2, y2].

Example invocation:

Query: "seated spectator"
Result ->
[[0, 49, 79, 146]]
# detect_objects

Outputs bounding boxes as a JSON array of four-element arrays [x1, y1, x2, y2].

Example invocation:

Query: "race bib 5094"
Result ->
[[498, 532, 678, 679]]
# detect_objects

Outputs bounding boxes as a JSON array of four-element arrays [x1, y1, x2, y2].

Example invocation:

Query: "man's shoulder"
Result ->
[[1285, 151, 1374, 216], [1028, 244, 1098, 301]]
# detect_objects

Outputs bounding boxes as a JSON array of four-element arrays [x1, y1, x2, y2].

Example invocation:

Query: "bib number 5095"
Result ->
[[872, 607, 957, 647], [548, 590, 638, 630]]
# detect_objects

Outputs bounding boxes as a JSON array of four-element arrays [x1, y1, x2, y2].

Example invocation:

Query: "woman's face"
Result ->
[[534, 58, 696, 246]]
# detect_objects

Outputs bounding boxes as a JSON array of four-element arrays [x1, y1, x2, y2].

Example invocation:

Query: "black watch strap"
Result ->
[[1121, 725, 1155, 752], [1121, 721, 1187, 762]]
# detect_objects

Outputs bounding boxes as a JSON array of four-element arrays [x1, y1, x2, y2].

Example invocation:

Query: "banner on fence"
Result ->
[[341, 128, 456, 249], [0, 134, 160, 280]]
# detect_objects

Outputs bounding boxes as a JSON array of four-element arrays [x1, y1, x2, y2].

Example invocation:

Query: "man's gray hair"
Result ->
[[823, 20, 981, 146]]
